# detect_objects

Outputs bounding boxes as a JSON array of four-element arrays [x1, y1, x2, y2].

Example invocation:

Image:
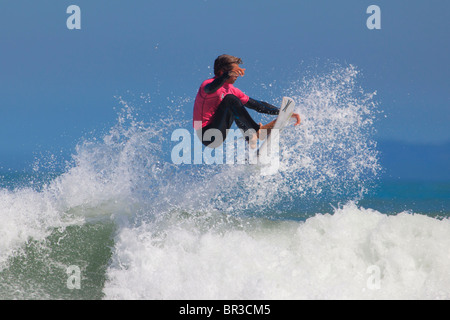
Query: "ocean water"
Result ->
[[1, 65, 449, 300]]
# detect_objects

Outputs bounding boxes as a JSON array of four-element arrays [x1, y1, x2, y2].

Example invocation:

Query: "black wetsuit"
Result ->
[[199, 71, 279, 147]]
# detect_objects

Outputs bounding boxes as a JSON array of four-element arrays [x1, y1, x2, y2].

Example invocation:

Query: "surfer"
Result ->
[[193, 54, 301, 148]]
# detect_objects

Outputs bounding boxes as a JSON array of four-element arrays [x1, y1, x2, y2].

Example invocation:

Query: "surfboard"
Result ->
[[255, 96, 295, 174]]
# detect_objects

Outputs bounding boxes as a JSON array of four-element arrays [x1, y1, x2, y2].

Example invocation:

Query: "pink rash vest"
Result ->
[[192, 77, 249, 130]]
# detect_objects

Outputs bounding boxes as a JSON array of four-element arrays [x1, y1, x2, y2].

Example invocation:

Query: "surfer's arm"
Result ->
[[245, 98, 280, 115], [204, 72, 230, 94]]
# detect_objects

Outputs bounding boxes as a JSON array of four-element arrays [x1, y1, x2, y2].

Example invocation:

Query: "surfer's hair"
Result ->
[[214, 54, 243, 76]]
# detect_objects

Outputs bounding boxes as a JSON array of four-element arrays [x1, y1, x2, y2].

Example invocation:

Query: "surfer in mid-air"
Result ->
[[193, 54, 301, 148]]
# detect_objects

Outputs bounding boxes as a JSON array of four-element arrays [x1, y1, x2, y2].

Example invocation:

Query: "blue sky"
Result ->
[[1, 0, 449, 170]]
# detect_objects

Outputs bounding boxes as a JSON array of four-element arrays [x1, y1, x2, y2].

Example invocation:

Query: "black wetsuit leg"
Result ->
[[199, 94, 260, 148]]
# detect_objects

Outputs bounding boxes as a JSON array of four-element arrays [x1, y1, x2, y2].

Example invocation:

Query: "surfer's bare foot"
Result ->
[[249, 134, 258, 149], [257, 120, 276, 140], [248, 120, 276, 149]]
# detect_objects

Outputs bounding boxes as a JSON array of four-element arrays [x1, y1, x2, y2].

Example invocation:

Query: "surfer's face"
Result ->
[[226, 66, 239, 84], [227, 74, 238, 84]]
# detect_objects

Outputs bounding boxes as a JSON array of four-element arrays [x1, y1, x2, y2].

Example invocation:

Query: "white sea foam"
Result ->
[[103, 203, 450, 300], [0, 188, 62, 269]]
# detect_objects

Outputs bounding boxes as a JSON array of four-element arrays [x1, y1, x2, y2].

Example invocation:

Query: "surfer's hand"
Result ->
[[292, 113, 301, 126], [229, 66, 245, 77]]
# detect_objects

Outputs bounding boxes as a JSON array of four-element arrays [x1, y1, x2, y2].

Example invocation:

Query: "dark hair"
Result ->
[[213, 54, 243, 76]]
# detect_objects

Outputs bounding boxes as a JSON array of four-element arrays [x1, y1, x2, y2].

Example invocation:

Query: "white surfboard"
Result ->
[[255, 96, 295, 174]]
